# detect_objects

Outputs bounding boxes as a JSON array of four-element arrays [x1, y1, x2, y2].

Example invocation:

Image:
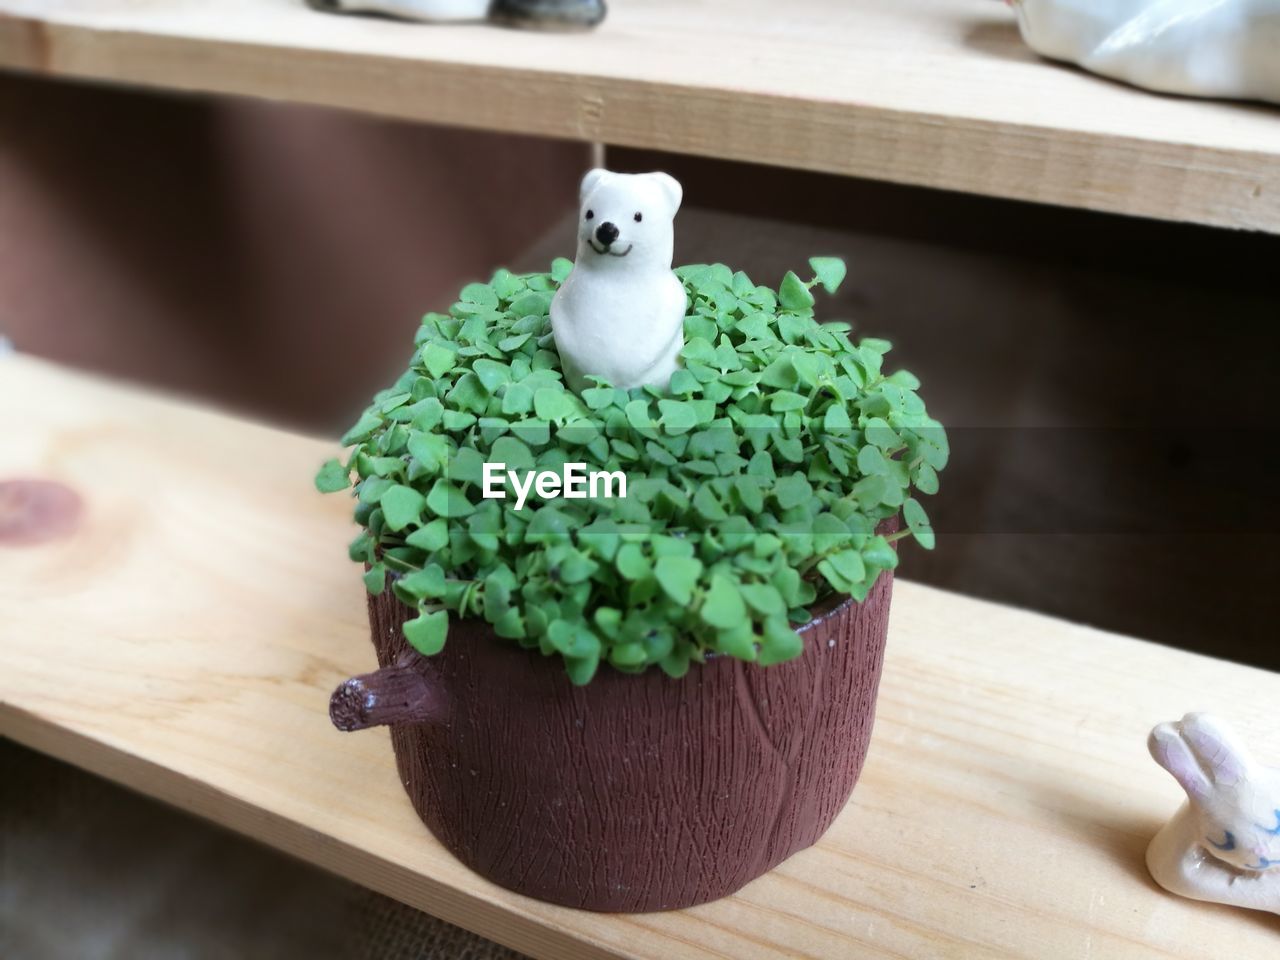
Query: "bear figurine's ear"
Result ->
[[650, 172, 683, 215], [580, 168, 610, 202]]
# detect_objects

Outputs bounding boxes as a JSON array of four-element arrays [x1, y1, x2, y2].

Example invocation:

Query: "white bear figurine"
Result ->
[[551, 169, 687, 393], [1147, 713, 1280, 915], [1010, 0, 1280, 105]]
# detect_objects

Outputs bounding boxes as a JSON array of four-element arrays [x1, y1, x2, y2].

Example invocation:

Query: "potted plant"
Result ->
[[316, 171, 946, 912]]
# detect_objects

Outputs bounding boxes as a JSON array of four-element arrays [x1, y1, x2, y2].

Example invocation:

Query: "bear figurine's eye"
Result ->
[[634, 212, 643, 222], [585, 209, 594, 220]]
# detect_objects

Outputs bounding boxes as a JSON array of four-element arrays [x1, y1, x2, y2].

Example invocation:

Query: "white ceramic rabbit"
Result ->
[[1010, 0, 1280, 105], [550, 169, 687, 393], [1147, 713, 1280, 915]]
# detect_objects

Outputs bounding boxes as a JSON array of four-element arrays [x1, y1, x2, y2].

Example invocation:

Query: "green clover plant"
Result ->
[[317, 257, 947, 684]]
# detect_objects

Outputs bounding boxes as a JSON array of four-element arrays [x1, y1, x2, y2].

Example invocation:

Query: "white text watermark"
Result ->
[[481, 462, 627, 510]]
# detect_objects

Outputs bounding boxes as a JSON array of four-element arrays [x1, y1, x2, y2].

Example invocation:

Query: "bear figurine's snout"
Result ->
[[595, 222, 620, 247]]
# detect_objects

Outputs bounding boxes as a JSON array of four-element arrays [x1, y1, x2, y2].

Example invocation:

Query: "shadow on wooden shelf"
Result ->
[[1, 740, 528, 960]]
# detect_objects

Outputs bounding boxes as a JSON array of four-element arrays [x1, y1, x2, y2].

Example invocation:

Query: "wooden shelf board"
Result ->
[[0, 0, 1278, 231], [2, 353, 1278, 959]]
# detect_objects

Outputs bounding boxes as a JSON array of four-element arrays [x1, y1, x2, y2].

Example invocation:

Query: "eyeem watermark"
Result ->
[[482, 462, 627, 510]]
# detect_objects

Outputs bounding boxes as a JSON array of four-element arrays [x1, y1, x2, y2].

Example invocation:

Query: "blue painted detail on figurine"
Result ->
[[1208, 831, 1236, 852]]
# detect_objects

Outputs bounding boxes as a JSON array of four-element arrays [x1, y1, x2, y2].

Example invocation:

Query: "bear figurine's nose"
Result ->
[[595, 222, 620, 247]]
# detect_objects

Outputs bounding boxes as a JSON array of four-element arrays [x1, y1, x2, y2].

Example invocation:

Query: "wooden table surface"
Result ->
[[2, 353, 1278, 958], [0, 0, 1277, 232]]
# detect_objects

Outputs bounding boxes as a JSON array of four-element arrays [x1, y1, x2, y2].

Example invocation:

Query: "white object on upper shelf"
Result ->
[[1011, 0, 1280, 105], [1147, 713, 1280, 915], [313, 0, 488, 20], [307, 0, 606, 27], [550, 169, 687, 393]]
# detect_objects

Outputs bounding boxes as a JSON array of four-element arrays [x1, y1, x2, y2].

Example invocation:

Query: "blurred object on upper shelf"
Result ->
[[1010, 0, 1280, 106], [305, 0, 605, 29]]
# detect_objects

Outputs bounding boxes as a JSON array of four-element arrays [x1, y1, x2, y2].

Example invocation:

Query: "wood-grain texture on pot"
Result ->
[[366, 572, 893, 912]]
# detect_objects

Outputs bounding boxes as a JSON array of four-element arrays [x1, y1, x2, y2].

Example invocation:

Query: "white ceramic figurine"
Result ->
[[307, 0, 604, 29], [550, 169, 687, 393], [1147, 713, 1280, 915], [1010, 0, 1280, 105]]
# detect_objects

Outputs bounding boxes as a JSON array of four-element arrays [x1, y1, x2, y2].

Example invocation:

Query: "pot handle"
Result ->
[[329, 655, 446, 732]]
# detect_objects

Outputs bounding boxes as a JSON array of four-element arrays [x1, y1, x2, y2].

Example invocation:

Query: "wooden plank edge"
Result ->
[[0, 701, 633, 960], [0, 16, 1274, 232]]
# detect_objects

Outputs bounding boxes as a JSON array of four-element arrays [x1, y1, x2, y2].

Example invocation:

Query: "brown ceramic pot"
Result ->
[[330, 569, 894, 912]]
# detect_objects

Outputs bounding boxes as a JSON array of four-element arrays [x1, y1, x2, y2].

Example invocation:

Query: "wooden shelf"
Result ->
[[1, 1, 1278, 231], [2, 353, 1279, 959]]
